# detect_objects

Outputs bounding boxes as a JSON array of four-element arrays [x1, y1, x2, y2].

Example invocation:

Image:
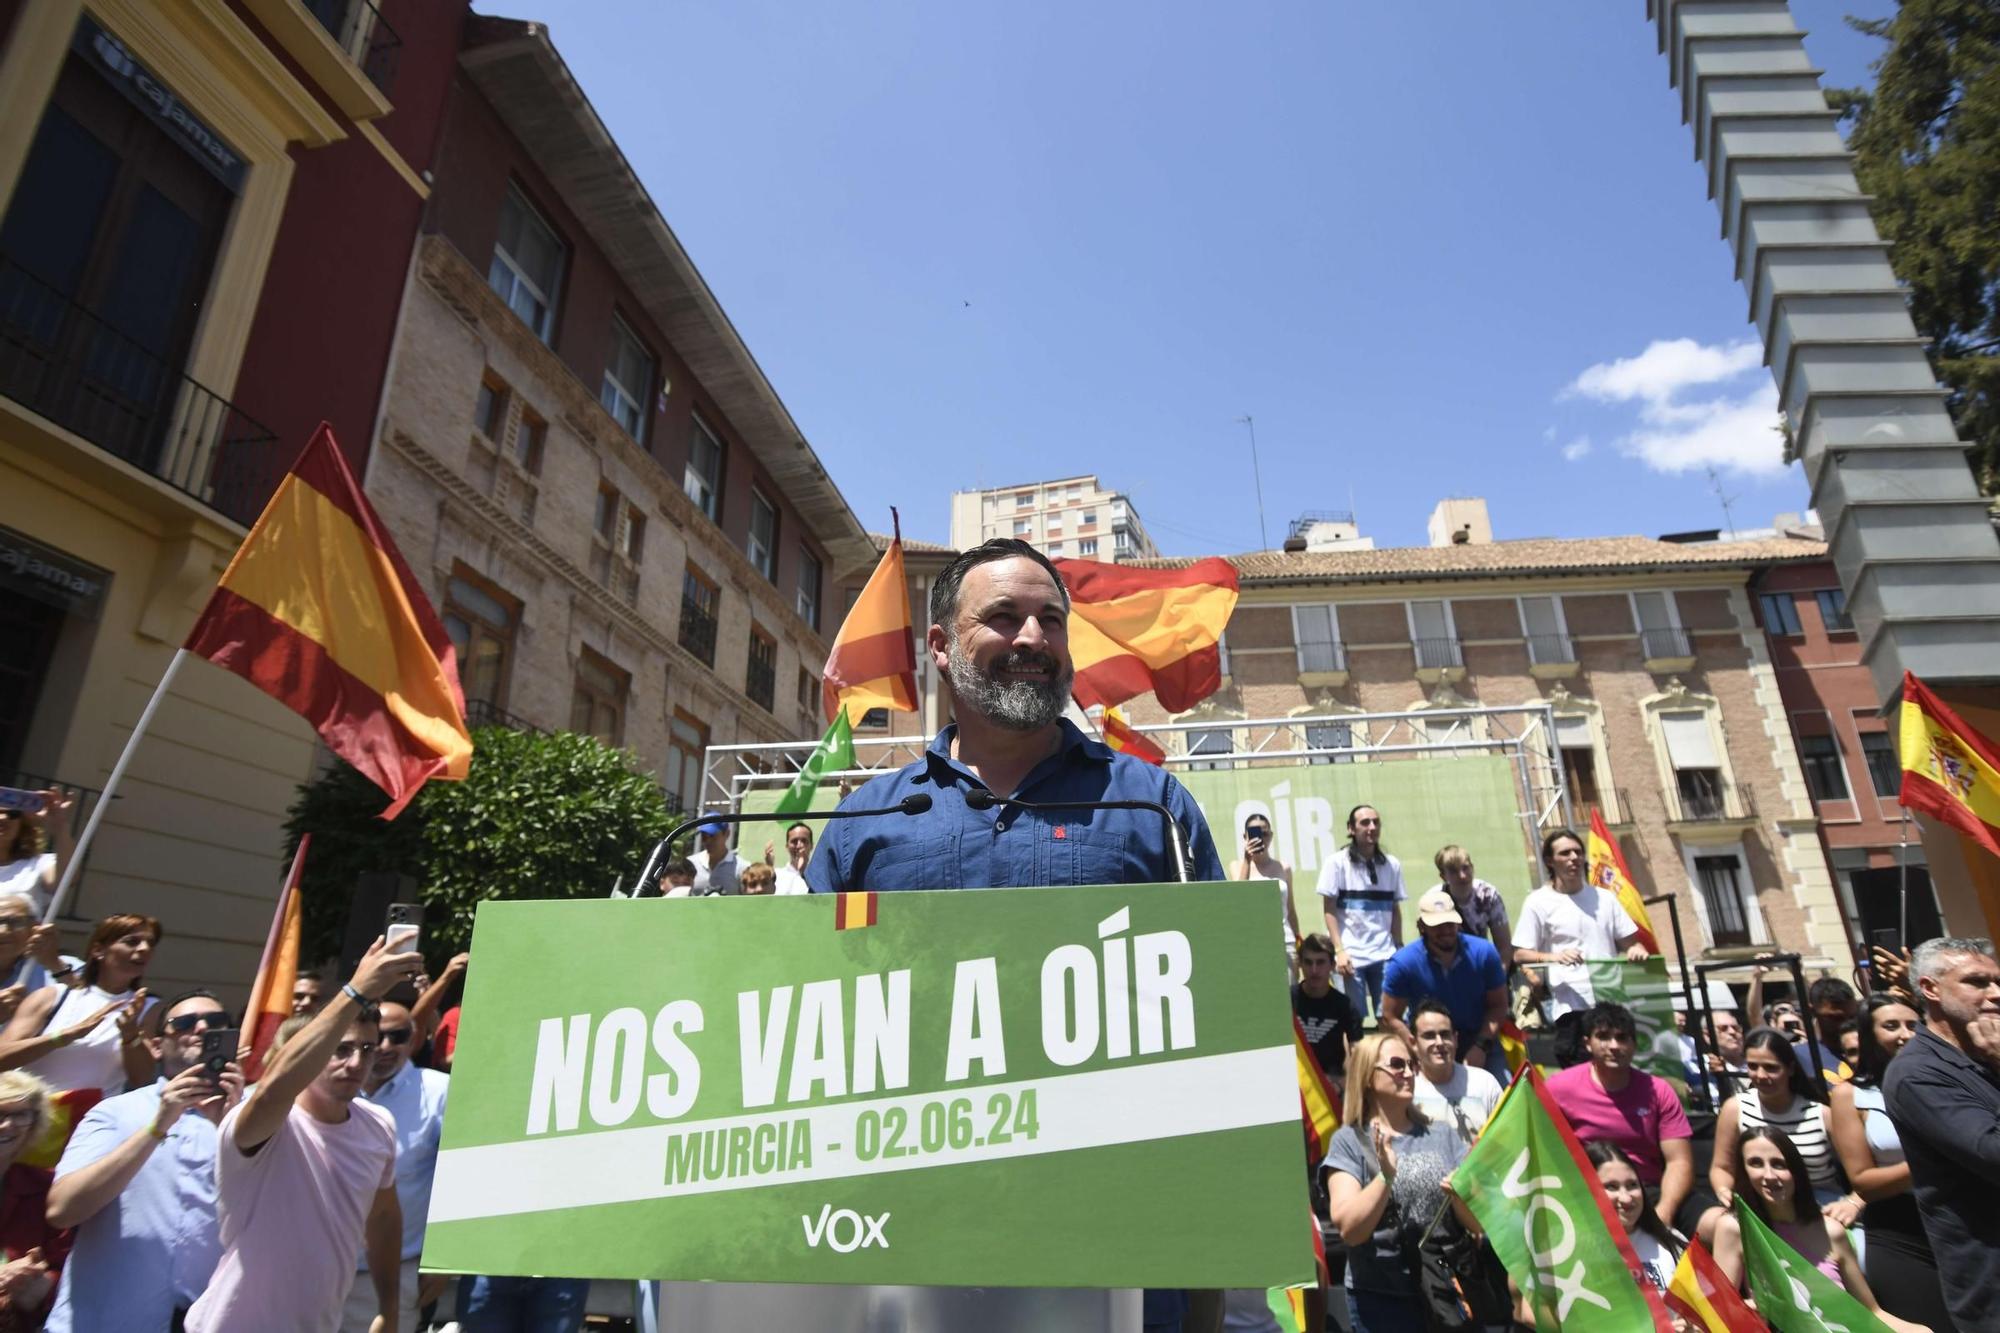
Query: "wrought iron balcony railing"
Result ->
[[463, 700, 547, 734], [304, 0, 402, 93], [1414, 636, 1464, 670], [1527, 633, 1577, 666], [1641, 626, 1693, 660]]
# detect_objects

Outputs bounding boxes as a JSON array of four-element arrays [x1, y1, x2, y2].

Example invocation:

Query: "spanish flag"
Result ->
[[1899, 670, 2000, 858], [1101, 705, 1166, 766], [835, 891, 878, 930], [1665, 1236, 1766, 1332], [1587, 806, 1658, 954], [1498, 1018, 1535, 1081], [1294, 1016, 1340, 1160], [241, 837, 308, 1081], [823, 536, 917, 724], [1051, 557, 1239, 713], [185, 424, 470, 818]]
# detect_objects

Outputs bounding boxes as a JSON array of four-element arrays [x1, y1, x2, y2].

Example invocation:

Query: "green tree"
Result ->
[[284, 727, 674, 968], [1831, 0, 2000, 490]]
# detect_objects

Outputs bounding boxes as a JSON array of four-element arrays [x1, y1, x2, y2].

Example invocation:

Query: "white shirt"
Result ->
[[358, 1061, 449, 1262], [1314, 846, 1406, 965], [773, 865, 810, 895], [1514, 883, 1638, 1017], [1414, 1063, 1504, 1142], [0, 855, 54, 917], [689, 849, 743, 895]]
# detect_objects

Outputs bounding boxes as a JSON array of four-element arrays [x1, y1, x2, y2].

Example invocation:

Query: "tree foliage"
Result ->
[[1831, 0, 2000, 490], [284, 727, 674, 969]]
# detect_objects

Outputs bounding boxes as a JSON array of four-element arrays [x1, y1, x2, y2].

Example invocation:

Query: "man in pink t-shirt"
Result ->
[[187, 938, 424, 1333], [1545, 1000, 1724, 1245]]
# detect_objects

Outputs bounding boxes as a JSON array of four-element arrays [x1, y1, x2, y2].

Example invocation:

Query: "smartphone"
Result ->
[[0, 787, 45, 816], [200, 1028, 239, 1082], [1870, 926, 1902, 957], [385, 903, 422, 956]]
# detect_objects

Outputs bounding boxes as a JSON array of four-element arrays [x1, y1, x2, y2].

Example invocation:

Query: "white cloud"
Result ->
[[1562, 337, 1785, 477], [1561, 436, 1593, 462]]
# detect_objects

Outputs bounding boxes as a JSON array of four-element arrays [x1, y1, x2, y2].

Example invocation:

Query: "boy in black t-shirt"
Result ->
[[1293, 932, 1363, 1090]]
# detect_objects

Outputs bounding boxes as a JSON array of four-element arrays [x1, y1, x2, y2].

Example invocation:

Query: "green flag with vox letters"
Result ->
[[1734, 1198, 1891, 1333], [1575, 957, 1689, 1102], [422, 879, 1312, 1288], [1450, 1068, 1673, 1332]]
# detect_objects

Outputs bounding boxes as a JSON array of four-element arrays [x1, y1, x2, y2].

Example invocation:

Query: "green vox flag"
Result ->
[[423, 881, 1311, 1288], [1452, 1071, 1671, 1332], [1580, 958, 1688, 1101], [774, 711, 854, 816], [1734, 1199, 1890, 1333]]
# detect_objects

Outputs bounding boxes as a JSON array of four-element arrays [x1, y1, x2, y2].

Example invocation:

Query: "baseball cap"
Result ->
[[695, 814, 728, 836], [1415, 887, 1463, 927]]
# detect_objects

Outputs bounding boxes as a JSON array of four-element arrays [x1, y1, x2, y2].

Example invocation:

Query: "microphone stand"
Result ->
[[963, 788, 1193, 883], [628, 795, 934, 897]]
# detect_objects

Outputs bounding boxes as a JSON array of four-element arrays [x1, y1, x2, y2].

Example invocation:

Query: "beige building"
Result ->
[[949, 474, 1160, 562], [1121, 499, 1852, 968]]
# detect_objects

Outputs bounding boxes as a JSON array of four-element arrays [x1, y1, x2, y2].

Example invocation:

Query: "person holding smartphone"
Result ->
[[0, 789, 75, 920], [1229, 814, 1298, 978]]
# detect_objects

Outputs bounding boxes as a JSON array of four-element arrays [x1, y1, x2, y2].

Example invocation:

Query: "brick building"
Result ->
[[364, 16, 877, 819], [1119, 502, 1851, 967]]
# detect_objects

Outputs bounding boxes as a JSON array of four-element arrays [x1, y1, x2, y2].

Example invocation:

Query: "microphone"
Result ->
[[961, 788, 1192, 883], [630, 795, 934, 896]]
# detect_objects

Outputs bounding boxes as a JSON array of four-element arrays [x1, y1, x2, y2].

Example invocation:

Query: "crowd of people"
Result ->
[[1263, 802, 2000, 1333]]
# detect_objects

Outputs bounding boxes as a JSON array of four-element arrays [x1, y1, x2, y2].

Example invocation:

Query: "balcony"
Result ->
[[0, 258, 280, 527], [746, 647, 777, 714], [1526, 632, 1580, 680], [306, 0, 401, 92], [243, 0, 398, 120], [1296, 640, 1349, 688], [1665, 775, 1756, 829], [679, 597, 719, 667], [1413, 636, 1465, 684], [1640, 626, 1695, 673], [463, 700, 546, 734]]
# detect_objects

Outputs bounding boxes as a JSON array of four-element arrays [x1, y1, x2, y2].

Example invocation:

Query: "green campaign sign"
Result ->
[[1578, 958, 1688, 1101], [424, 881, 1313, 1288]]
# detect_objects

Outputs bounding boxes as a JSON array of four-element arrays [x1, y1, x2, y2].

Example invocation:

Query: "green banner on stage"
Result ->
[[1576, 957, 1687, 1100], [424, 881, 1311, 1288]]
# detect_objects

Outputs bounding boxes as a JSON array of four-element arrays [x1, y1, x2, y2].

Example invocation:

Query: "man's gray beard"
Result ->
[[946, 637, 1072, 732]]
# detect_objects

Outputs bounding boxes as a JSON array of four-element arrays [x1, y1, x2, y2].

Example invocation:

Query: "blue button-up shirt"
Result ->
[[358, 1060, 449, 1264], [47, 1082, 222, 1333], [807, 719, 1224, 890]]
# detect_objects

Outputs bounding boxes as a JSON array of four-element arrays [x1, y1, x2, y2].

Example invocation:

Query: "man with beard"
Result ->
[[807, 538, 1223, 891], [1883, 936, 2000, 1329]]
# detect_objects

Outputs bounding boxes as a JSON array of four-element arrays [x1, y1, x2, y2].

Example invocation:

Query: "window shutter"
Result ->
[[1554, 715, 1592, 749], [1660, 710, 1719, 768]]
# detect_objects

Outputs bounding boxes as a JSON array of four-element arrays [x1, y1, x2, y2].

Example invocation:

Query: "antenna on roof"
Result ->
[[1704, 466, 1739, 538], [1237, 415, 1270, 551]]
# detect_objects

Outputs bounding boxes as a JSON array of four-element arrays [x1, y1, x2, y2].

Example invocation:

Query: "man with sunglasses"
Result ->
[[185, 937, 422, 1333], [45, 989, 241, 1331], [338, 991, 448, 1333]]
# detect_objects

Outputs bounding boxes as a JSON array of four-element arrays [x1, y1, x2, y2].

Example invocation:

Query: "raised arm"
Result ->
[[410, 953, 467, 1030], [0, 987, 129, 1073]]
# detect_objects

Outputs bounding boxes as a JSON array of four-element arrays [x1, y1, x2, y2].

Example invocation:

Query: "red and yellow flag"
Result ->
[[1666, 1236, 1767, 1332], [1498, 1018, 1535, 1081], [823, 537, 917, 724], [185, 424, 470, 818], [1101, 705, 1166, 766], [1899, 670, 2000, 858], [1052, 557, 1239, 713], [835, 891, 878, 930], [1294, 1016, 1340, 1160], [241, 837, 308, 1082], [1587, 806, 1657, 954]]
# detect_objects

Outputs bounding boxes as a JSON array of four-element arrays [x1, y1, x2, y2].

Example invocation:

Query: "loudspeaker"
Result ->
[[341, 871, 416, 979], [1849, 866, 1943, 950]]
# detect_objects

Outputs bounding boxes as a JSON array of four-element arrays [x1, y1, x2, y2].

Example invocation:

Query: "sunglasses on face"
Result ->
[[165, 1011, 227, 1033], [1377, 1058, 1414, 1074], [379, 1026, 414, 1047]]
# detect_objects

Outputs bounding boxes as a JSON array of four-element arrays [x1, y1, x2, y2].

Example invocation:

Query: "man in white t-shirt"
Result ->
[[688, 818, 744, 895], [1410, 998, 1503, 1143], [1315, 805, 1405, 1019], [187, 938, 421, 1333], [1513, 828, 1649, 1018]]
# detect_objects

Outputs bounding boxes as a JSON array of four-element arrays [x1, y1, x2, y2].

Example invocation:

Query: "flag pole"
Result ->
[[43, 648, 191, 925]]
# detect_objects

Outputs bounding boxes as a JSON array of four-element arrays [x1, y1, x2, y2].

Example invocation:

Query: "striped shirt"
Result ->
[[1315, 846, 1406, 965], [1735, 1086, 1839, 1194]]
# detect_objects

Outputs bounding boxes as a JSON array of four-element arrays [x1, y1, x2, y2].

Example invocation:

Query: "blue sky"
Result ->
[[517, 1, 1900, 554]]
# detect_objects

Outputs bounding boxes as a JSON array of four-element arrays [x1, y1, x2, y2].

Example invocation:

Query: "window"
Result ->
[[796, 547, 822, 630], [1521, 596, 1574, 665], [1759, 592, 1803, 636], [1114, 527, 1133, 554], [441, 568, 519, 715], [663, 709, 707, 816], [1661, 710, 1726, 819], [1555, 714, 1602, 811], [748, 491, 778, 582], [1294, 605, 1345, 673], [1799, 731, 1850, 802], [1409, 600, 1460, 669], [474, 374, 508, 440], [1186, 726, 1234, 771], [1047, 514, 1064, 533], [1694, 854, 1753, 948], [594, 484, 617, 543], [600, 315, 654, 440], [1305, 719, 1354, 765], [569, 650, 627, 744], [1081, 510, 1096, 527], [488, 185, 565, 340], [1013, 519, 1031, 536], [1861, 732, 1900, 798], [1079, 537, 1098, 556], [746, 629, 777, 712], [515, 410, 546, 474], [680, 563, 720, 666], [684, 415, 722, 520], [1816, 588, 1853, 633], [1633, 590, 1689, 659], [860, 708, 890, 728], [1015, 492, 1033, 508], [797, 666, 816, 715]]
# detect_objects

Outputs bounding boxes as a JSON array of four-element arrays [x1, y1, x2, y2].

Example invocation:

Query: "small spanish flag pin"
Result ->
[[835, 891, 878, 930]]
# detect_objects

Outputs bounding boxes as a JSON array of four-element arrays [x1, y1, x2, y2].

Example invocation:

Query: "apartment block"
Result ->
[[949, 474, 1159, 562]]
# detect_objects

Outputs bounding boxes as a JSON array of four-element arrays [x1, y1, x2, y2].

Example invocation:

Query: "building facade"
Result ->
[[0, 0, 462, 992], [949, 474, 1159, 562], [1120, 516, 1852, 968], [365, 17, 877, 822]]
